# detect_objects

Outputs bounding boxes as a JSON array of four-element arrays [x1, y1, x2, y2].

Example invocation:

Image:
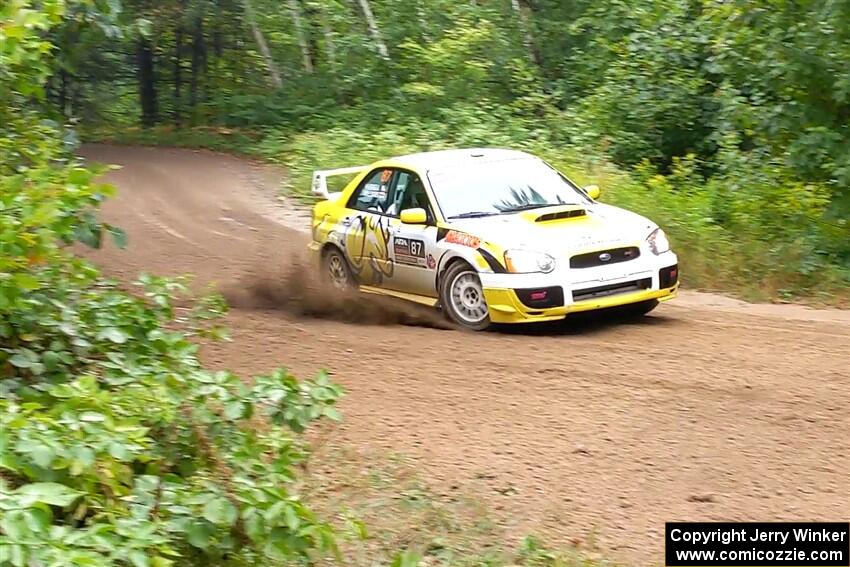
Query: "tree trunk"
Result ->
[[190, 15, 206, 116], [242, 0, 283, 88], [58, 68, 69, 117], [322, 19, 337, 68], [288, 0, 314, 73], [173, 25, 183, 125], [137, 37, 158, 127], [353, 0, 389, 60], [511, 0, 537, 64]]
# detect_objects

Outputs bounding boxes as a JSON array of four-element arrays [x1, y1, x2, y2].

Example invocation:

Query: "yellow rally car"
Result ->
[[308, 148, 678, 330]]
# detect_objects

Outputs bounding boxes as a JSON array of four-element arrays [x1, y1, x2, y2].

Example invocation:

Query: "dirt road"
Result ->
[[80, 144, 850, 565]]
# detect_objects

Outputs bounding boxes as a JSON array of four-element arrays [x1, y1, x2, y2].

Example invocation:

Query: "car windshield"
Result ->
[[426, 157, 591, 219]]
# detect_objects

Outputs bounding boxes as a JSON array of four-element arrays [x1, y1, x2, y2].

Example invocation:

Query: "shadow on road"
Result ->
[[493, 308, 678, 336]]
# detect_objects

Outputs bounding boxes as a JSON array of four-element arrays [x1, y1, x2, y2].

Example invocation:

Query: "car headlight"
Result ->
[[504, 249, 556, 273], [647, 228, 670, 255]]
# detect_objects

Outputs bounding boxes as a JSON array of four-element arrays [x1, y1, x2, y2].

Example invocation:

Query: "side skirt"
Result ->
[[359, 285, 439, 307]]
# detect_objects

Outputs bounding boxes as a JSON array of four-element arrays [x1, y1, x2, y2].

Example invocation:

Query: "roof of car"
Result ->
[[388, 148, 534, 170]]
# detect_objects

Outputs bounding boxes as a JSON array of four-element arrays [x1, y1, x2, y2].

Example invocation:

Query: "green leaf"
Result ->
[[29, 444, 54, 468], [74, 224, 102, 248], [323, 407, 342, 421], [42, 350, 60, 371], [346, 516, 369, 540], [202, 497, 238, 526], [108, 225, 128, 249], [243, 509, 264, 540], [108, 442, 129, 461], [79, 412, 105, 423], [0, 511, 28, 540], [224, 401, 246, 421], [390, 550, 422, 567], [186, 521, 215, 549], [9, 544, 25, 567], [13, 274, 40, 291], [23, 507, 51, 533], [97, 327, 128, 344], [129, 550, 150, 567], [8, 352, 35, 369], [284, 505, 300, 532], [16, 482, 83, 507]]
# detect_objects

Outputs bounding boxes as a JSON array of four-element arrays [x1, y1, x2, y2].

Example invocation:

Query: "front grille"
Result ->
[[515, 286, 565, 309], [570, 246, 640, 269], [572, 278, 651, 302]]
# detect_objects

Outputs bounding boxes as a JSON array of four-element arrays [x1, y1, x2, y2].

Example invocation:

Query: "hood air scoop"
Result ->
[[528, 205, 587, 223]]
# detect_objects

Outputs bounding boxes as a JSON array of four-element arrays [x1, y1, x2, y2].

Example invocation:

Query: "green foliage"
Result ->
[[0, 140, 345, 565], [582, 155, 846, 299], [570, 0, 716, 169], [0, 161, 344, 567], [1, 2, 344, 566], [62, 0, 850, 300]]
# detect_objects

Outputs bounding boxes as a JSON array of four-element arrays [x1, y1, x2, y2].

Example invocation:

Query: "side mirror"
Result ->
[[584, 184, 601, 200], [400, 207, 428, 224]]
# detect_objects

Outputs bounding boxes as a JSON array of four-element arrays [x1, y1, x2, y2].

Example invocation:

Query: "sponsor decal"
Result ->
[[443, 230, 481, 248], [393, 236, 427, 267], [426, 253, 436, 269], [361, 183, 387, 200], [341, 214, 394, 284]]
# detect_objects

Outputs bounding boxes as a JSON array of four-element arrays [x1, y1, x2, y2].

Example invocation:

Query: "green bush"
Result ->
[[0, 140, 345, 566], [2, 4, 344, 565], [0, 142, 347, 567]]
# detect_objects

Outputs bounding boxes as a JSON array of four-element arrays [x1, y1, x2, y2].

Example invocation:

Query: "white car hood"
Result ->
[[448, 203, 656, 255]]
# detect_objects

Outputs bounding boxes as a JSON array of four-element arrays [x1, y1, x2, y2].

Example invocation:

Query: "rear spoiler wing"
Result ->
[[311, 166, 369, 200]]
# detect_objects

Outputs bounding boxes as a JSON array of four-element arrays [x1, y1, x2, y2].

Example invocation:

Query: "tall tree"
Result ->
[[353, 0, 389, 60], [242, 0, 284, 87], [173, 21, 184, 124], [137, 35, 158, 126], [288, 0, 314, 73], [511, 0, 537, 64], [189, 12, 206, 113]]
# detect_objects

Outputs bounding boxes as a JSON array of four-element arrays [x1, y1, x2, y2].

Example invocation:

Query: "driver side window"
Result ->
[[348, 169, 393, 213]]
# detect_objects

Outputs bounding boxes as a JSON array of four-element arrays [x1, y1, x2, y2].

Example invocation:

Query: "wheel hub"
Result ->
[[450, 271, 488, 323], [327, 256, 348, 289]]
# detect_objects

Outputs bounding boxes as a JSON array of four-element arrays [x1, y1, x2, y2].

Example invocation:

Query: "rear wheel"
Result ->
[[440, 262, 491, 331], [322, 247, 354, 290]]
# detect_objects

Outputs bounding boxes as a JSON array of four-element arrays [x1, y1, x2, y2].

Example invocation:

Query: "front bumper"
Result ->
[[480, 250, 679, 324]]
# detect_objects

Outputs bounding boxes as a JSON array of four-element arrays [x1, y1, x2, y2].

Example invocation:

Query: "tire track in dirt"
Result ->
[[79, 144, 850, 566]]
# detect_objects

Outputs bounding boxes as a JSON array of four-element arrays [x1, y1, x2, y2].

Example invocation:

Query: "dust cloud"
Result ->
[[224, 259, 456, 329]]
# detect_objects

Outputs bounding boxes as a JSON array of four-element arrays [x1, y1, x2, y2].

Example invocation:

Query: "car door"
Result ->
[[383, 170, 441, 298], [340, 168, 396, 285]]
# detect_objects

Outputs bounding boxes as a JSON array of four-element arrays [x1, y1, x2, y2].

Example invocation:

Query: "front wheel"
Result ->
[[322, 247, 355, 290], [439, 262, 491, 331]]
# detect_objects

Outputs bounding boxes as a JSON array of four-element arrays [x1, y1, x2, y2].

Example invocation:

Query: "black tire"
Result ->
[[439, 261, 491, 331], [321, 247, 355, 290]]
